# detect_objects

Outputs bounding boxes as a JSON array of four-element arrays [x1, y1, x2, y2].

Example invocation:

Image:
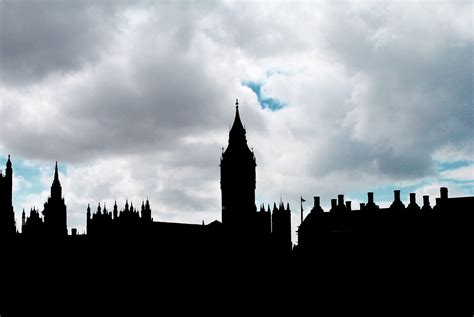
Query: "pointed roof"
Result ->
[[145, 198, 150, 208], [6, 154, 12, 168], [54, 161, 59, 182], [228, 99, 247, 145]]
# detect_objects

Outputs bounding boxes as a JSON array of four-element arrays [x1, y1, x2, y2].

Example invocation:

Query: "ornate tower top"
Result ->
[[50, 161, 62, 199], [228, 99, 247, 146], [54, 161, 59, 182], [6, 154, 12, 169]]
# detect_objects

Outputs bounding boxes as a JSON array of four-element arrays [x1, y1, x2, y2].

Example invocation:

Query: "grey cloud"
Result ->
[[0, 1, 125, 86], [316, 2, 473, 178], [2, 2, 472, 233]]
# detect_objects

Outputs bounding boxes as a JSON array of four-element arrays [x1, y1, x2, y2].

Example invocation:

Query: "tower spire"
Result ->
[[228, 99, 247, 146], [54, 161, 59, 182]]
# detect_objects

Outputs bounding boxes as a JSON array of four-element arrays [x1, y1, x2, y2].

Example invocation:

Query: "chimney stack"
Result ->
[[345, 201, 351, 211], [394, 190, 401, 201], [331, 199, 337, 211], [360, 203, 365, 210], [337, 194, 344, 207], [440, 187, 448, 201], [368, 192, 374, 204], [313, 196, 320, 208], [423, 195, 430, 207], [409, 193, 416, 204]]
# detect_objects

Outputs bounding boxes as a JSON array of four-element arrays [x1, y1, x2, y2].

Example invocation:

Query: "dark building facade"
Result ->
[[15, 162, 67, 239], [220, 100, 257, 230], [87, 199, 153, 238], [42, 162, 68, 237], [0, 155, 15, 238], [297, 187, 474, 255], [220, 100, 292, 252]]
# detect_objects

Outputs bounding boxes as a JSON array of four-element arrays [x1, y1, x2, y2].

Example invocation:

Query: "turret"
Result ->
[[22, 209, 26, 227], [42, 161, 67, 237], [86, 204, 91, 220], [51, 161, 62, 199], [113, 200, 118, 219]]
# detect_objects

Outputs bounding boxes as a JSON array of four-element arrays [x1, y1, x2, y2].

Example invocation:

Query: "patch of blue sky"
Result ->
[[435, 160, 473, 172], [347, 181, 433, 207], [242, 81, 286, 111], [0, 154, 67, 211]]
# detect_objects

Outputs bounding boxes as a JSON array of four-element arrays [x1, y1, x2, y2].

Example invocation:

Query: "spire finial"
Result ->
[[235, 99, 239, 109], [54, 161, 59, 181], [6, 154, 12, 168]]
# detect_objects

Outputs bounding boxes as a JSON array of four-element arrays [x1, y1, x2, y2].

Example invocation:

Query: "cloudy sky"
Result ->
[[1, 0, 472, 239]]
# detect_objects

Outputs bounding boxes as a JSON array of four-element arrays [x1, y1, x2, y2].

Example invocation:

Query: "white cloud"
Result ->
[[1, 1, 472, 237], [441, 164, 474, 181]]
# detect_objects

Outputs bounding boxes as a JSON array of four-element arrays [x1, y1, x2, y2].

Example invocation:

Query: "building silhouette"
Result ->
[[14, 162, 68, 239], [0, 102, 473, 314], [296, 187, 474, 257], [220, 99, 257, 230], [83, 100, 292, 254], [0, 155, 15, 238], [42, 162, 68, 237]]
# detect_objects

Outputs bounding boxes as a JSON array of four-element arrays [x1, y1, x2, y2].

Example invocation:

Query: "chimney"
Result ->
[[368, 192, 374, 204], [331, 199, 337, 211], [409, 193, 416, 204], [337, 194, 344, 207], [313, 196, 320, 208], [71, 228, 77, 236], [345, 201, 352, 211], [435, 197, 441, 207], [423, 195, 430, 207], [360, 203, 365, 210], [440, 187, 448, 201], [394, 190, 401, 201]]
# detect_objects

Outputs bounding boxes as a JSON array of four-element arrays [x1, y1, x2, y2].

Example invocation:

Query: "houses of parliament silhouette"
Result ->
[[1, 100, 473, 314]]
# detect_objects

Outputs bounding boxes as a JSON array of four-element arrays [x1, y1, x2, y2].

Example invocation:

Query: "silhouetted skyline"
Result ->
[[1, 103, 472, 244], [1, 2, 472, 241], [2, 101, 473, 316], [1, 2, 473, 315]]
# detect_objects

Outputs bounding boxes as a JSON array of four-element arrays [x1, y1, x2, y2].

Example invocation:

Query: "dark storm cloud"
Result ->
[[0, 1, 263, 163], [0, 0, 126, 86], [1, 1, 472, 232]]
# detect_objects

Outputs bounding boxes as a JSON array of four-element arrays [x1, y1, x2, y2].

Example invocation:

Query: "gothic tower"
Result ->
[[42, 162, 67, 237], [220, 100, 257, 231], [0, 155, 16, 237]]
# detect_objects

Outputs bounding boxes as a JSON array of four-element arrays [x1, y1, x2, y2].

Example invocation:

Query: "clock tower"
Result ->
[[220, 100, 257, 232]]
